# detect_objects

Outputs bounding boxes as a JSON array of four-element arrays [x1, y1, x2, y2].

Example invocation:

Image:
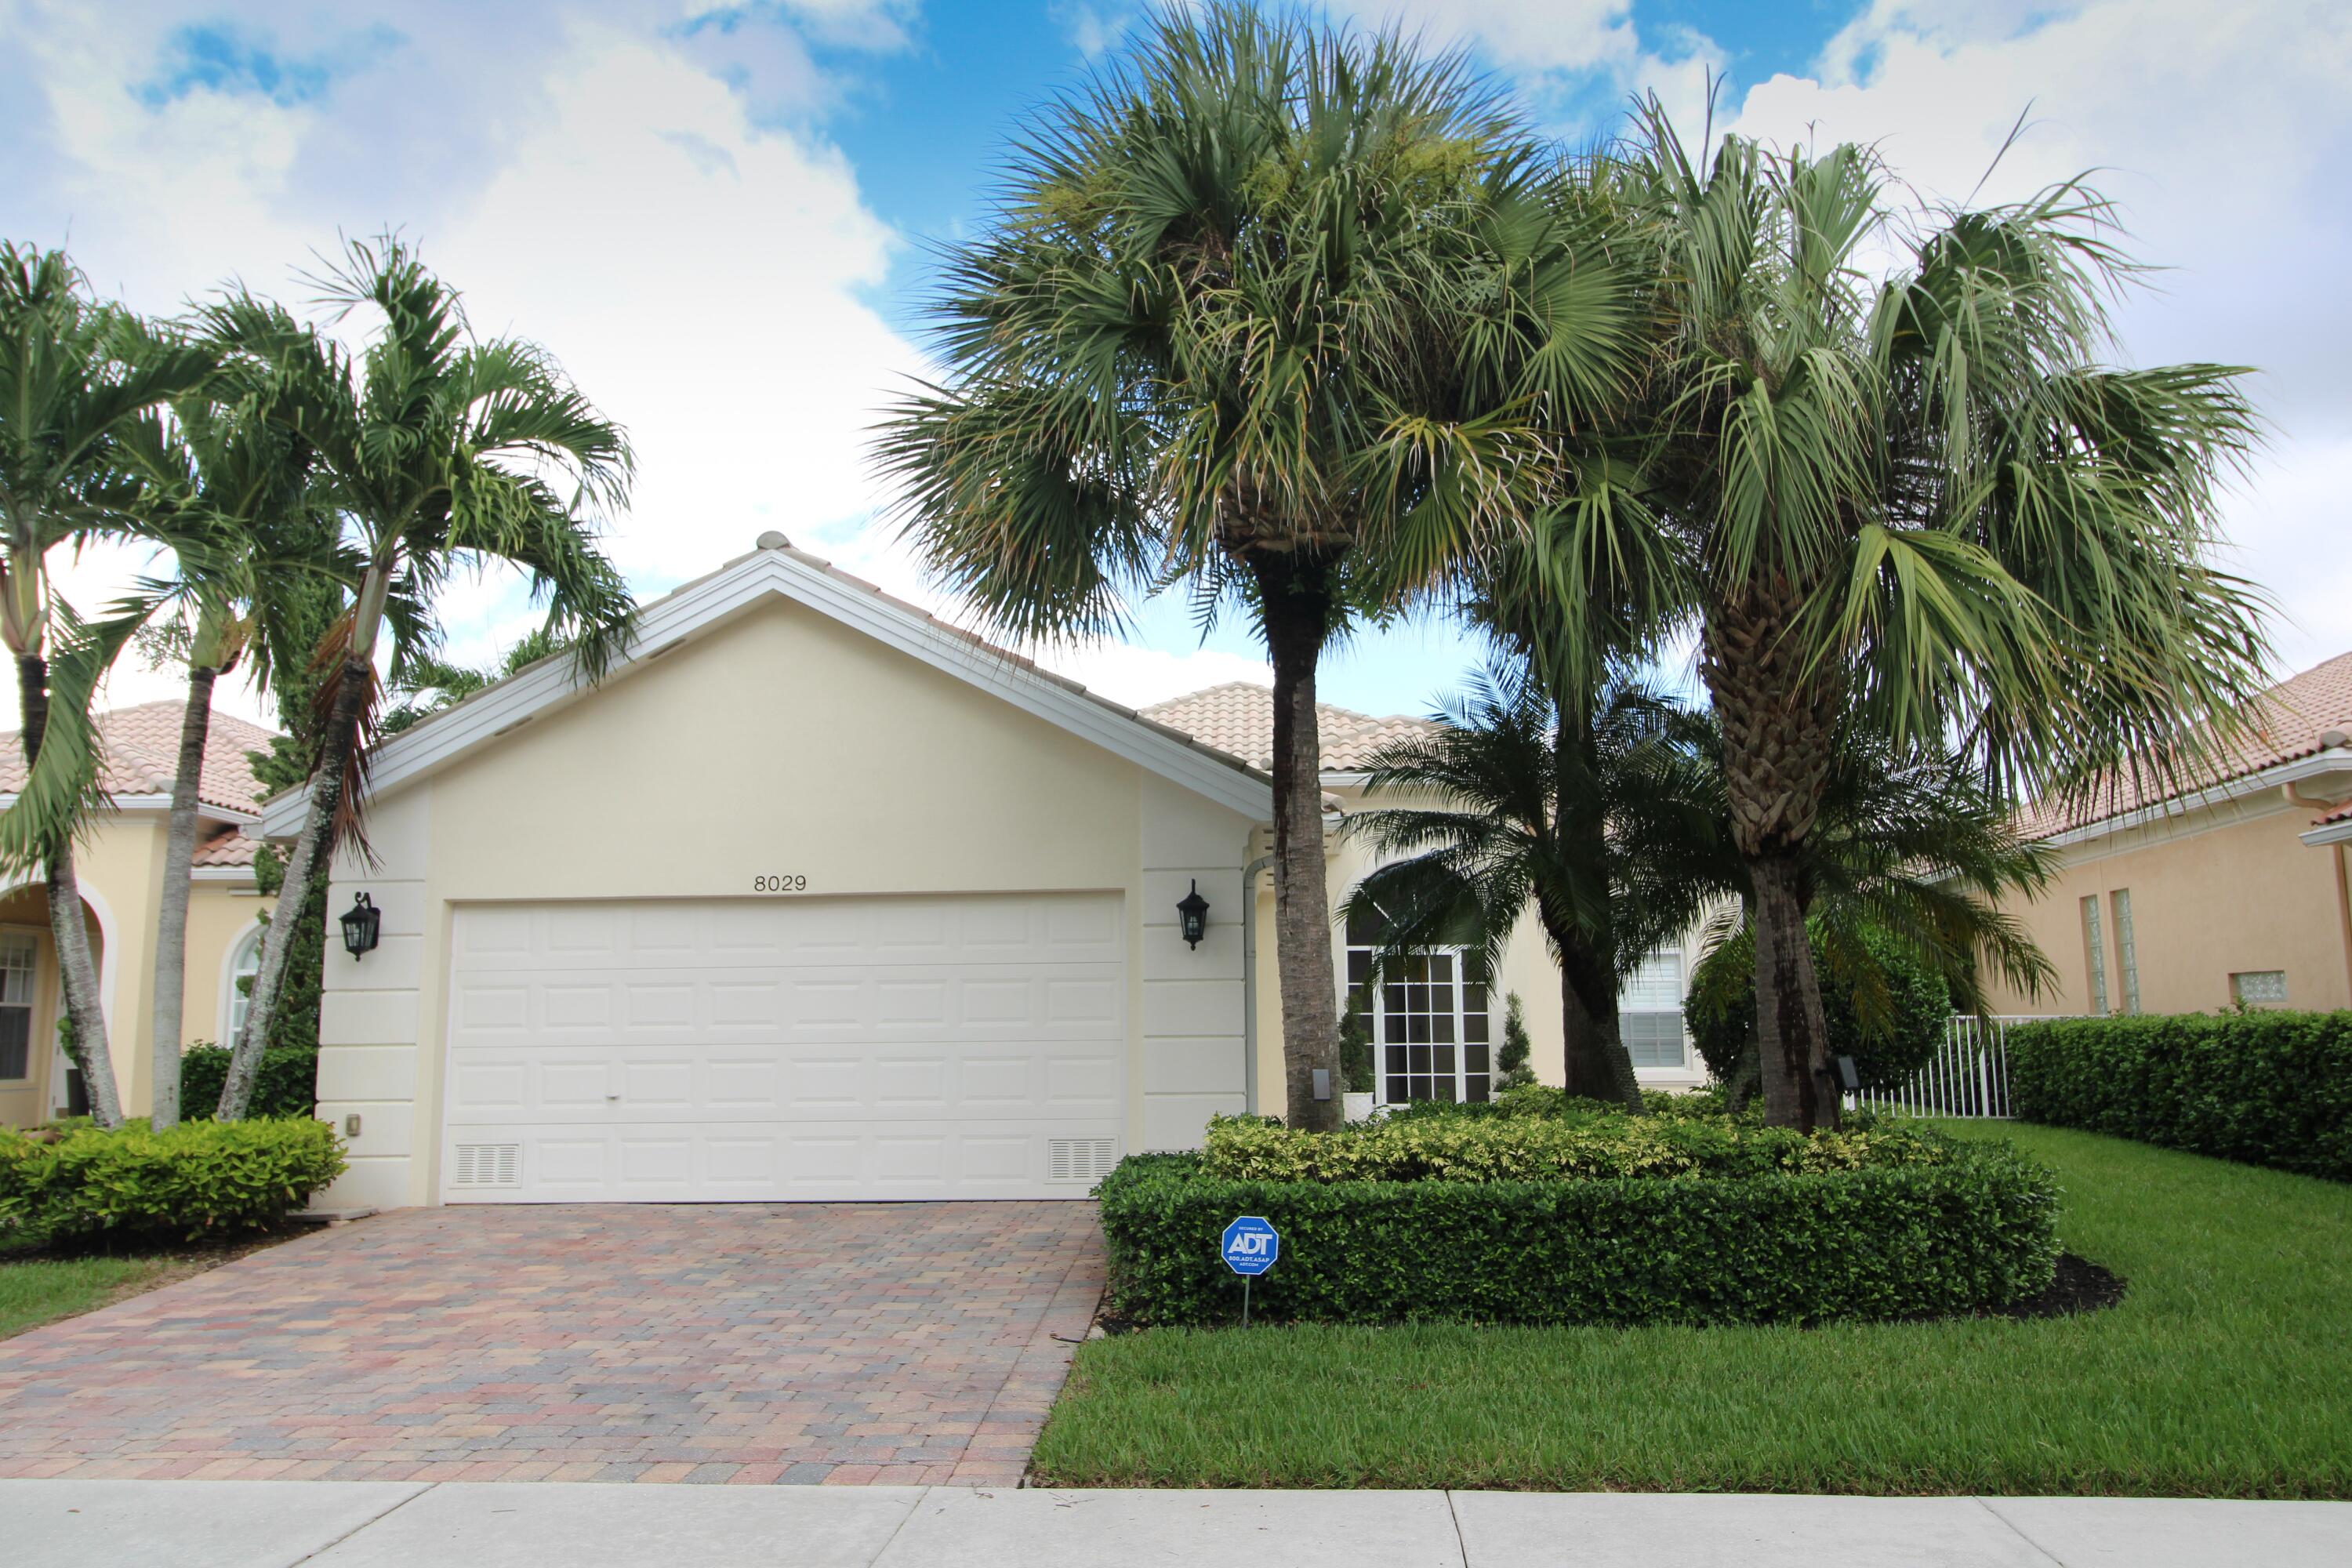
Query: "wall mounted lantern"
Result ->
[[339, 893, 382, 960], [1176, 880, 1210, 949]]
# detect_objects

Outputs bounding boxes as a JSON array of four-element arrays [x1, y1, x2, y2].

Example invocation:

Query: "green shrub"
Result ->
[[1381, 1082, 1735, 1123], [2009, 1011, 2352, 1180], [1098, 1136, 2057, 1327], [176, 1044, 319, 1120], [1496, 993, 1534, 1090], [1337, 1003, 1374, 1095], [1686, 923, 1949, 1091], [1202, 1109, 1946, 1183], [0, 1117, 344, 1254]]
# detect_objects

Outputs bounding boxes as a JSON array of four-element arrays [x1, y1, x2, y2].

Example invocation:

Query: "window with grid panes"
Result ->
[[0, 934, 34, 1080], [1345, 902, 1493, 1104], [1617, 947, 1688, 1068]]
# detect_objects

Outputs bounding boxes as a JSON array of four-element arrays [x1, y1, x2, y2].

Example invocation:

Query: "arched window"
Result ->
[[224, 921, 264, 1042]]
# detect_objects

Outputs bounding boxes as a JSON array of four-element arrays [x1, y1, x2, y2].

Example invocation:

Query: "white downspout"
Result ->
[[1240, 850, 1275, 1116]]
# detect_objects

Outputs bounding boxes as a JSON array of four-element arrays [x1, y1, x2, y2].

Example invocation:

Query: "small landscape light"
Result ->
[[1817, 1054, 1861, 1094], [1176, 880, 1210, 949], [339, 892, 382, 960]]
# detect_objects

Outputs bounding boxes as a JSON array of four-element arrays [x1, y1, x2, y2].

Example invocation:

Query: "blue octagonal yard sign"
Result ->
[[1221, 1215, 1279, 1277]]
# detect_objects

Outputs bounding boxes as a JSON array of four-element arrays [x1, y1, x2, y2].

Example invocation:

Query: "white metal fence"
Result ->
[[1853, 1014, 2048, 1119]]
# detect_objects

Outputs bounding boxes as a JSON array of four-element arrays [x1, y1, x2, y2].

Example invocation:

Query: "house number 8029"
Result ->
[[752, 874, 808, 893]]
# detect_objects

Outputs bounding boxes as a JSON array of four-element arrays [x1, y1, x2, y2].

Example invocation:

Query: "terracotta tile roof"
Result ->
[[0, 699, 281, 817], [1139, 681, 1437, 773], [191, 824, 261, 867], [2017, 651, 2352, 839]]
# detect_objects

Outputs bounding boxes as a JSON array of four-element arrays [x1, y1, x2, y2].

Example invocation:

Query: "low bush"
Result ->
[[1379, 1082, 1734, 1123], [1098, 1134, 2057, 1327], [1203, 1109, 1947, 1183], [1686, 923, 1949, 1091], [2008, 1011, 2352, 1180], [176, 1044, 319, 1120], [0, 1117, 345, 1254]]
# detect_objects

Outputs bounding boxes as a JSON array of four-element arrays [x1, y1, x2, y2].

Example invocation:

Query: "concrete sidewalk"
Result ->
[[7, 1480, 2347, 1566]]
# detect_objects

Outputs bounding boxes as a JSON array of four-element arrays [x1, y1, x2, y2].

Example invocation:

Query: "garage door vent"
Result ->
[[1048, 1137, 1117, 1183], [452, 1142, 521, 1189]]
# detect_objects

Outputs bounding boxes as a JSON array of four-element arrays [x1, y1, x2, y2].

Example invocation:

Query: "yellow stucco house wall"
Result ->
[[0, 703, 281, 1125], [1982, 652, 2352, 1019]]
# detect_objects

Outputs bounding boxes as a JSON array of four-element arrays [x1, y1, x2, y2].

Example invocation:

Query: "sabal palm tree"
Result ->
[[1628, 707, 2058, 1034], [1549, 110, 2271, 1129], [119, 385, 341, 1127], [0, 244, 210, 1126], [1342, 664, 1690, 1112], [204, 237, 633, 1120], [875, 5, 1639, 1128]]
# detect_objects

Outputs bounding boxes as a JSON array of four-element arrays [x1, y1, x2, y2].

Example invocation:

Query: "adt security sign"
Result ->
[[1221, 1215, 1279, 1277]]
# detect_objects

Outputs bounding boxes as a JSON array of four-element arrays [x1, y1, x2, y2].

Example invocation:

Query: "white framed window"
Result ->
[[2080, 895, 2110, 1016], [1619, 948, 1689, 1069], [223, 920, 264, 1042], [1345, 905, 1492, 1105], [2111, 889, 2141, 1015], [0, 933, 34, 1080], [2232, 970, 2287, 1006]]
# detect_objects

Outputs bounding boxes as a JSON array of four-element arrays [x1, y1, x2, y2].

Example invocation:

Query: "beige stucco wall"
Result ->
[[183, 880, 269, 1047], [1247, 782, 1710, 1116], [311, 594, 1261, 1210], [1984, 790, 2352, 1017]]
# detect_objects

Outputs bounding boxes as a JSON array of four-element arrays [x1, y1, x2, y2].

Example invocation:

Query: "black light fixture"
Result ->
[[339, 893, 381, 960], [1817, 1054, 1862, 1095], [1175, 880, 1210, 949]]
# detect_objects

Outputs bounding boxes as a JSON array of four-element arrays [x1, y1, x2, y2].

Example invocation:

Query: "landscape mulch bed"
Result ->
[[1984, 1252, 2126, 1321]]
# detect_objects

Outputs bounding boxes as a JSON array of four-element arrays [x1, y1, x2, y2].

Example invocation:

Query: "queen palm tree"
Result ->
[[1549, 109, 2272, 1130], [0, 244, 210, 1126], [118, 382, 343, 1127], [1341, 662, 1688, 1112], [203, 237, 633, 1120], [874, 5, 1641, 1128]]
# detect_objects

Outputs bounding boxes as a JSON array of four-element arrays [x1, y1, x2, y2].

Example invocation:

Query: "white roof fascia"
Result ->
[[2300, 818, 2352, 848], [257, 546, 1274, 837], [2038, 750, 2352, 851], [190, 865, 260, 883], [0, 791, 256, 823]]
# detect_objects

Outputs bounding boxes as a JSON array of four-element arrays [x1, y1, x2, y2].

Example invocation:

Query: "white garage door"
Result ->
[[439, 893, 1125, 1202]]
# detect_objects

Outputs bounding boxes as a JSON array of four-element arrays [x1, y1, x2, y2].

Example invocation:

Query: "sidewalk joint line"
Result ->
[[287, 1480, 436, 1566], [1973, 1495, 2068, 1567], [1445, 1489, 1471, 1568], [863, 1483, 933, 1567]]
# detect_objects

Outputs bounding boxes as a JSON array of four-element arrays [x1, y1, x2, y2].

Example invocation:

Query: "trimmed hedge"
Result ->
[[1203, 1110, 1950, 1183], [1099, 1135, 2059, 1327], [0, 1117, 345, 1254], [2009, 1011, 2352, 1181], [177, 1044, 319, 1120]]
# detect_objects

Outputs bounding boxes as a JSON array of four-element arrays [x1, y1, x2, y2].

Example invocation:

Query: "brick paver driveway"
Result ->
[[0, 1203, 1102, 1486]]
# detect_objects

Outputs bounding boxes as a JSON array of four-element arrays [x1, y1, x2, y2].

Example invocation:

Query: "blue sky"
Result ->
[[5, 1, 2348, 729]]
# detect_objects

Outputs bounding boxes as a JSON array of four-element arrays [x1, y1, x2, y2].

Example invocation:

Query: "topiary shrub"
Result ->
[[2009, 1011, 2352, 1180], [177, 1043, 319, 1120], [0, 1117, 345, 1254], [1098, 1134, 2057, 1327], [1496, 992, 1534, 1090], [1685, 923, 1949, 1092]]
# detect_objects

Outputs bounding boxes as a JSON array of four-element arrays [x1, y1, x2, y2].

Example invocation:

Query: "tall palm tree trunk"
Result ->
[[219, 652, 366, 1120], [1703, 582, 1842, 1131], [147, 662, 216, 1131], [14, 650, 124, 1126], [1254, 556, 1343, 1132], [1552, 702, 1643, 1110]]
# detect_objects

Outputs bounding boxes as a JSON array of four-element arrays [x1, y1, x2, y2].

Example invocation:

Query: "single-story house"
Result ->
[[285, 534, 1705, 1212], [0, 703, 281, 1126], [1984, 651, 2352, 1017]]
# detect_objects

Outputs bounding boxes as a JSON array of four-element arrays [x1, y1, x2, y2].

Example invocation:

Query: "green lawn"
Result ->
[[0, 1254, 183, 1340], [1032, 1123, 2352, 1496]]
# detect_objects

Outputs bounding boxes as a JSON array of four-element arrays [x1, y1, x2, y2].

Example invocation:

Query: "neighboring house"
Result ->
[[278, 534, 1702, 1215], [1985, 651, 2352, 1018], [0, 702, 281, 1127], [1138, 683, 1706, 1113]]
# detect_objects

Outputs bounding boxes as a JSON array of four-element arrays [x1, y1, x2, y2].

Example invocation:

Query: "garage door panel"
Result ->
[[443, 893, 1126, 1201], [447, 1119, 1109, 1200]]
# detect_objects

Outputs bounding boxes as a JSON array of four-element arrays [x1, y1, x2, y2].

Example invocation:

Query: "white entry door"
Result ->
[[439, 893, 1125, 1202]]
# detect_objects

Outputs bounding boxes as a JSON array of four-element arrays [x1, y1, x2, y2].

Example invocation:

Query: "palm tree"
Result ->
[[1550, 110, 2272, 1130], [874, 5, 1639, 1128], [120, 385, 338, 1128], [0, 244, 210, 1126], [1343, 664, 1692, 1110], [379, 626, 570, 735], [203, 237, 634, 1120]]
